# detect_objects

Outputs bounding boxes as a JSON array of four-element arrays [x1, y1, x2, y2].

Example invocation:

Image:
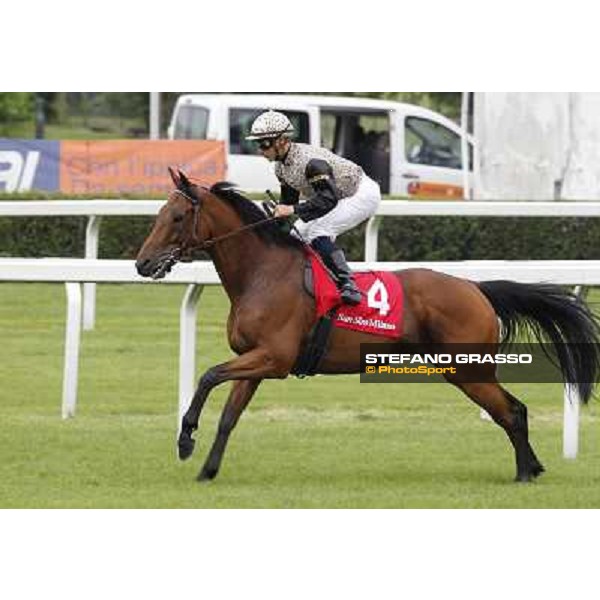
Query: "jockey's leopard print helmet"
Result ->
[[246, 110, 295, 141]]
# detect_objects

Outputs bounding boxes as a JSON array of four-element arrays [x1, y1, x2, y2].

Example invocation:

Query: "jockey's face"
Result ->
[[258, 136, 290, 162]]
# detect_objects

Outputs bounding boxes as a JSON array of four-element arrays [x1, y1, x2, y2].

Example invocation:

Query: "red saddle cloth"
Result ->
[[307, 249, 405, 339]]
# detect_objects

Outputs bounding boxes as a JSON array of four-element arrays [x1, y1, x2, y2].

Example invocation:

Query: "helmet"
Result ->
[[246, 110, 295, 141]]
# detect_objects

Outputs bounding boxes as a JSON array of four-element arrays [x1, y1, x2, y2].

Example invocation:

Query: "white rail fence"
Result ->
[[1, 257, 598, 445], [5, 199, 600, 327], [0, 259, 219, 423], [0, 200, 164, 330], [2, 200, 600, 459]]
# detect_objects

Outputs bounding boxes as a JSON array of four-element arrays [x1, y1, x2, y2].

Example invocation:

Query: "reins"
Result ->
[[197, 215, 283, 250], [173, 188, 283, 253]]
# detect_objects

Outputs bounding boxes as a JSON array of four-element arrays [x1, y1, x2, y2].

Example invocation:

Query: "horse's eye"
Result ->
[[173, 214, 185, 224]]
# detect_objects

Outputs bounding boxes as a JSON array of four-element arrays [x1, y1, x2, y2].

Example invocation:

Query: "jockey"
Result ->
[[247, 110, 382, 306]]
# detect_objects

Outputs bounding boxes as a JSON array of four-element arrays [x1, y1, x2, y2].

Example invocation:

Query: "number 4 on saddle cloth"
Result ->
[[292, 248, 405, 378]]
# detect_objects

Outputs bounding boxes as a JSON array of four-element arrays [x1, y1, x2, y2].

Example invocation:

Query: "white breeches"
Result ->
[[293, 175, 382, 242]]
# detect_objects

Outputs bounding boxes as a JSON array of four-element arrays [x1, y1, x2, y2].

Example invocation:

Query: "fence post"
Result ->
[[62, 283, 82, 419], [365, 216, 382, 262], [83, 216, 102, 331], [179, 284, 205, 433], [564, 385, 581, 459]]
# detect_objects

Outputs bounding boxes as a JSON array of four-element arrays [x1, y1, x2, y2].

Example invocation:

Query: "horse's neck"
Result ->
[[207, 221, 301, 302]]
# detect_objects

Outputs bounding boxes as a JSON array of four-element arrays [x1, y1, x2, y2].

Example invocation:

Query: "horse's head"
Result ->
[[136, 168, 208, 280]]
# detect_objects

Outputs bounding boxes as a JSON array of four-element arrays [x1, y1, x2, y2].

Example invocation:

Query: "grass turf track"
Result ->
[[1, 283, 599, 508]]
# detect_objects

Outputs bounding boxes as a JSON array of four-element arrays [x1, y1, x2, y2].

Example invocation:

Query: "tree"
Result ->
[[301, 92, 462, 119], [160, 92, 463, 132], [0, 93, 34, 135]]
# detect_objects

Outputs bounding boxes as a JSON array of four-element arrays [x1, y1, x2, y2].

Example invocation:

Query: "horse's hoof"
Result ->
[[514, 471, 542, 484], [515, 475, 534, 484], [531, 463, 546, 478], [515, 463, 545, 483], [515, 460, 546, 483], [197, 467, 218, 482], [178, 435, 196, 461]]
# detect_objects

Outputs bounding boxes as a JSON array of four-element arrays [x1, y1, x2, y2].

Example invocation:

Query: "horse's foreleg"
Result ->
[[179, 348, 281, 462], [198, 379, 262, 482]]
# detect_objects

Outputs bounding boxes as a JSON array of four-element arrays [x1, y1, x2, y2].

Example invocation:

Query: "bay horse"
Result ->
[[136, 169, 600, 484]]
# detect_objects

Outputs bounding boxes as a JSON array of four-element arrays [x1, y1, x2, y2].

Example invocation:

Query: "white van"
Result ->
[[168, 94, 473, 198]]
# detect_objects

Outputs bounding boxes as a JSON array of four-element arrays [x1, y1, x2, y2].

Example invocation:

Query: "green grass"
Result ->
[[1, 283, 600, 508]]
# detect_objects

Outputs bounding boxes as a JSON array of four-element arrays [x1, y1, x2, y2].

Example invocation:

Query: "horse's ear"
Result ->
[[178, 169, 192, 190], [168, 167, 180, 188]]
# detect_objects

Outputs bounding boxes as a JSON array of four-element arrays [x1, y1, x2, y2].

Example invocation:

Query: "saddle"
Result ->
[[292, 248, 405, 378]]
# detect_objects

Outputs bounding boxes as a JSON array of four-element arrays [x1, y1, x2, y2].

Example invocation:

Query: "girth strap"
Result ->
[[291, 309, 338, 379]]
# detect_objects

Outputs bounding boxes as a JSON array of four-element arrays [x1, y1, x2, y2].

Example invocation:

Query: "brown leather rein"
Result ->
[[173, 189, 282, 253]]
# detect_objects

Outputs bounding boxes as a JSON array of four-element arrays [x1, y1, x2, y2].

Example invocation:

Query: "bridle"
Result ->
[[173, 188, 282, 254]]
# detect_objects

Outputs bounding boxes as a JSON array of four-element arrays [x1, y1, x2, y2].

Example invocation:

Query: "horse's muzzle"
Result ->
[[136, 258, 155, 278], [136, 248, 181, 280]]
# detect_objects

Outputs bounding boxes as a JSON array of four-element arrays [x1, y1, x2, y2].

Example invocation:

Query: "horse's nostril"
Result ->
[[136, 259, 150, 276]]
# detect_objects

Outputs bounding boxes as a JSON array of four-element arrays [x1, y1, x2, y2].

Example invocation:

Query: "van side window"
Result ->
[[406, 117, 469, 170], [174, 106, 209, 139], [229, 109, 310, 155], [321, 113, 337, 152], [321, 111, 391, 193]]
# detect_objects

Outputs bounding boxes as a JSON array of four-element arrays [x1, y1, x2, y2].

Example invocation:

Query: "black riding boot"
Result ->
[[312, 237, 362, 305], [329, 249, 362, 305]]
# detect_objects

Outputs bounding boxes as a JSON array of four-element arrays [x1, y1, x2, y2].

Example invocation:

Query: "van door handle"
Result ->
[[403, 173, 420, 180]]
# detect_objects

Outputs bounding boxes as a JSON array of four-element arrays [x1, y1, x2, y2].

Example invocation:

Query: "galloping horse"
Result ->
[[136, 169, 600, 483]]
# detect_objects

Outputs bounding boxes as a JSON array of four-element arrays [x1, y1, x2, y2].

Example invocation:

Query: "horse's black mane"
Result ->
[[208, 181, 305, 249]]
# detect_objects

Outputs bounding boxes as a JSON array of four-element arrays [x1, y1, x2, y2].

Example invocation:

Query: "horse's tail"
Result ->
[[478, 281, 600, 403]]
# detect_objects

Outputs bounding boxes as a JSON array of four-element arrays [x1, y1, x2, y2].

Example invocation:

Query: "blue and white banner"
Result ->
[[0, 140, 60, 192], [0, 140, 225, 194]]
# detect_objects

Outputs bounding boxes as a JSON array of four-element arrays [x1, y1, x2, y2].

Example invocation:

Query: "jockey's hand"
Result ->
[[273, 205, 295, 219]]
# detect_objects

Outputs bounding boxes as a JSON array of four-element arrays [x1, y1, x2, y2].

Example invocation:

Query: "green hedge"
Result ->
[[0, 216, 155, 259], [341, 217, 600, 262], [1, 194, 599, 261], [0, 194, 159, 259], [2, 213, 599, 262]]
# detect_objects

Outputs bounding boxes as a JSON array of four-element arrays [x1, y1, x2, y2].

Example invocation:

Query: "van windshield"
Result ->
[[406, 117, 470, 170], [173, 106, 209, 139]]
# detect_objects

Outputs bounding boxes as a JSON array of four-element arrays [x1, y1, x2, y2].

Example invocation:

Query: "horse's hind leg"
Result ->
[[451, 379, 545, 482]]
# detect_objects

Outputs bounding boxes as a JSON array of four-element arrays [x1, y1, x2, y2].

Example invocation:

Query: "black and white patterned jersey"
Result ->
[[275, 143, 364, 199]]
